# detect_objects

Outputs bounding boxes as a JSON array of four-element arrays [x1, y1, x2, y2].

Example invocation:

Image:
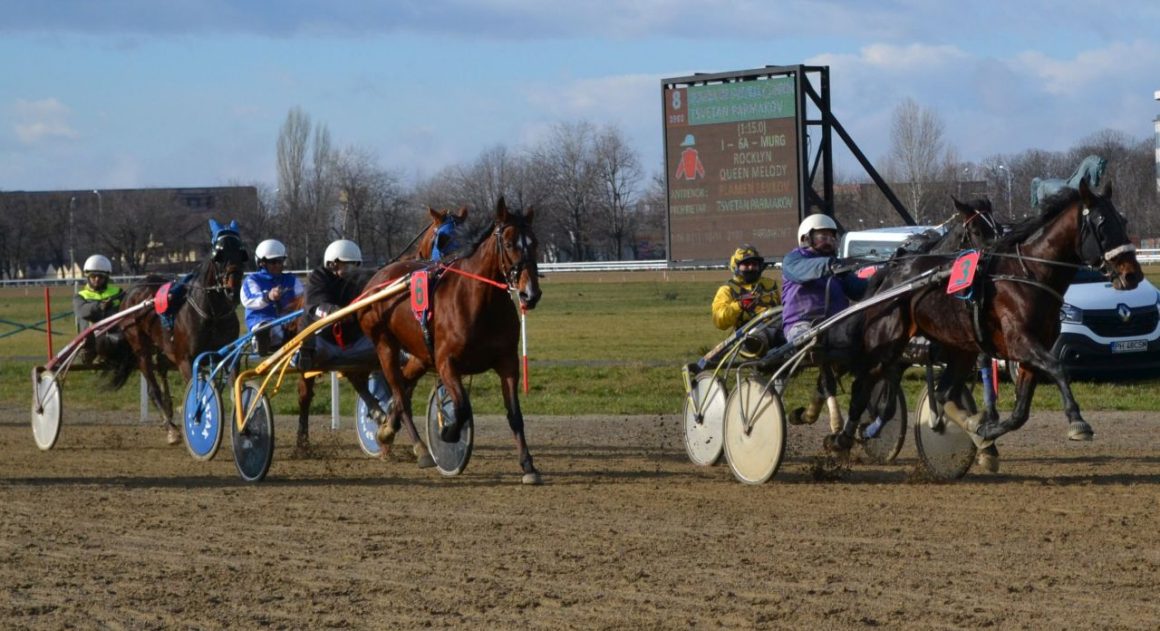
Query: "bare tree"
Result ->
[[886, 98, 954, 223], [332, 146, 412, 263], [592, 124, 643, 259], [532, 121, 599, 261], [276, 107, 312, 267]]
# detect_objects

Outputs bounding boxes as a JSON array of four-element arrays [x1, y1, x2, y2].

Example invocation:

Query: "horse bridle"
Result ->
[[493, 219, 532, 289], [1077, 202, 1134, 274], [188, 232, 246, 321]]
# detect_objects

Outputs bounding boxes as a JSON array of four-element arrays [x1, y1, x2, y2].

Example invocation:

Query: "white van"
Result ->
[[840, 226, 938, 262]]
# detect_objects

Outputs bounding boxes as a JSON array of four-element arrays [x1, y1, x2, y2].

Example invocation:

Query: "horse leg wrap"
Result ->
[[804, 396, 823, 424], [826, 396, 844, 434]]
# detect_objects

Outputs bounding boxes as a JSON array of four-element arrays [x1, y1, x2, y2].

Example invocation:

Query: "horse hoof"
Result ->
[[976, 445, 1000, 473], [413, 443, 436, 469], [166, 426, 182, 446], [522, 471, 543, 485], [1068, 421, 1094, 441], [823, 433, 852, 453], [787, 407, 809, 426]]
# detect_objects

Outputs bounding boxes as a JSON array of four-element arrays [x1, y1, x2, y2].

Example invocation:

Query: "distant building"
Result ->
[[0, 186, 258, 279]]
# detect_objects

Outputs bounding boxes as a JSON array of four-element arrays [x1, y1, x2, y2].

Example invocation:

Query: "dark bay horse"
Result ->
[[787, 197, 1001, 436], [357, 197, 543, 484], [105, 223, 247, 444], [837, 179, 1140, 468], [292, 206, 470, 451]]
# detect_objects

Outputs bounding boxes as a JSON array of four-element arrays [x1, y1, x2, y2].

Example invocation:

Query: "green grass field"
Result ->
[[4, 270, 1160, 416]]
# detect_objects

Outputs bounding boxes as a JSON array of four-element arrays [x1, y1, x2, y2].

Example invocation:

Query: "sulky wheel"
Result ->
[[858, 382, 908, 465], [355, 372, 392, 457], [682, 373, 728, 466], [913, 386, 977, 480], [425, 382, 473, 477], [30, 367, 63, 451], [722, 376, 787, 484], [232, 383, 275, 483], [183, 373, 224, 462]]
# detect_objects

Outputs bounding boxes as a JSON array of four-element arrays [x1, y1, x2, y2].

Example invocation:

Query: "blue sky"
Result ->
[[3, 0, 1159, 191]]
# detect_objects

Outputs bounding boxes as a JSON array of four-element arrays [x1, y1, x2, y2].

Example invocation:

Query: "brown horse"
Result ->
[[836, 178, 1140, 468], [105, 224, 247, 444], [292, 206, 469, 451], [357, 197, 543, 484]]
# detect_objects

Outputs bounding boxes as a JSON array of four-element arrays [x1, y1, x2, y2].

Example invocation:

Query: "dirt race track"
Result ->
[[2, 404, 1159, 630]]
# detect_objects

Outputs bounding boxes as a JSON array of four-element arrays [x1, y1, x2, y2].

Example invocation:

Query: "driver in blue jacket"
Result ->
[[241, 239, 303, 354]]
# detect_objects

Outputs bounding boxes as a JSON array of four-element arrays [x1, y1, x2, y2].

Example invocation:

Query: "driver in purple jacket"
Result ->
[[780, 214, 868, 344]]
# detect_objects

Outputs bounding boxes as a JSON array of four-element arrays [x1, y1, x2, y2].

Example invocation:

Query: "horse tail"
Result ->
[[102, 334, 138, 390]]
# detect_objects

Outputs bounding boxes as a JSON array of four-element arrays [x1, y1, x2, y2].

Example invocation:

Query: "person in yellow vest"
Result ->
[[711, 244, 782, 358], [686, 244, 784, 380], [73, 254, 125, 362]]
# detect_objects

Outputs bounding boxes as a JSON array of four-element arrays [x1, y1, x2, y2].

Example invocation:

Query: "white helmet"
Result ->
[[323, 239, 362, 266], [254, 239, 288, 264], [797, 214, 839, 245], [83, 254, 113, 275]]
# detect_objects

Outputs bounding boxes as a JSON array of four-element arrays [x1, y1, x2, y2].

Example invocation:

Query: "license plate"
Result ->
[[1111, 339, 1148, 353]]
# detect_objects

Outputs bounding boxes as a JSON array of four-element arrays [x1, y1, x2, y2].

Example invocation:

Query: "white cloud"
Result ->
[[1014, 40, 1160, 97], [12, 98, 79, 144]]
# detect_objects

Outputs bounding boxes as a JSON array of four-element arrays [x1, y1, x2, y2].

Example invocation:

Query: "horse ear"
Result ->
[[209, 219, 223, 235], [951, 196, 971, 217], [495, 196, 508, 222], [228, 220, 239, 233], [1078, 175, 1095, 205], [525, 206, 535, 224], [454, 206, 468, 221], [428, 207, 441, 222]]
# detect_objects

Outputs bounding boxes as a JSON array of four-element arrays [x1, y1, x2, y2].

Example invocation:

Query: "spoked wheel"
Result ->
[[232, 383, 275, 483], [723, 376, 787, 484], [31, 367, 62, 451], [425, 382, 473, 477], [914, 386, 978, 480], [355, 372, 392, 457], [183, 372, 224, 461], [682, 373, 728, 466], [858, 382, 908, 465]]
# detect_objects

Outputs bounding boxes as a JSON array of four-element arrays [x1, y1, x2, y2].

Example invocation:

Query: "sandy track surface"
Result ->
[[2, 405, 1158, 629]]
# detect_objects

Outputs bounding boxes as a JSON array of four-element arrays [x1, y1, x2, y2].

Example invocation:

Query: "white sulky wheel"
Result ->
[[682, 373, 728, 466], [31, 367, 63, 451], [913, 386, 978, 480], [183, 373, 224, 462], [858, 384, 908, 465], [723, 376, 787, 484]]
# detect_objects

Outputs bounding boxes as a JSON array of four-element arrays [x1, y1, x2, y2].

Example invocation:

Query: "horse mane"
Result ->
[[993, 187, 1081, 250]]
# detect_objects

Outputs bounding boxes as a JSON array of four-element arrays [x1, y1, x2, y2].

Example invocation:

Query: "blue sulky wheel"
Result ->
[[232, 383, 274, 483], [183, 373, 223, 461], [722, 376, 787, 484], [31, 367, 62, 451], [425, 382, 473, 477], [913, 385, 977, 480], [354, 372, 392, 457], [858, 384, 908, 465]]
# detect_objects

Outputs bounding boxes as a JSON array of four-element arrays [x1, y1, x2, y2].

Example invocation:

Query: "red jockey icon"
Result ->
[[674, 133, 705, 181]]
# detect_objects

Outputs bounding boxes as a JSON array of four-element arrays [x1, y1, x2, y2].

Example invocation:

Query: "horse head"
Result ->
[[951, 196, 1000, 250], [421, 206, 469, 261], [493, 197, 542, 310], [1077, 177, 1141, 290], [209, 221, 248, 302]]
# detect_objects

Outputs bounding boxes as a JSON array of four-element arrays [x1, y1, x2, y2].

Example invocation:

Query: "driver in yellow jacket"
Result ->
[[711, 244, 782, 359]]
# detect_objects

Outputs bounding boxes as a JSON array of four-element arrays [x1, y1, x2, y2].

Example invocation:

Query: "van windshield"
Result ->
[[844, 241, 897, 262]]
